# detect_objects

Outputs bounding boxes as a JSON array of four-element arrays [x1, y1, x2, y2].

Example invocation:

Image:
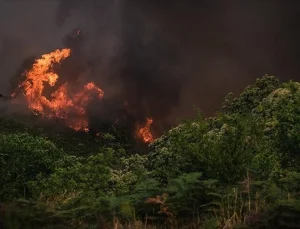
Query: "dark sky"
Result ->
[[1, 0, 300, 121]]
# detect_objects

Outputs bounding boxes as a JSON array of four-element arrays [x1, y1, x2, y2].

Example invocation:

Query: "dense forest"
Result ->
[[1, 75, 300, 229]]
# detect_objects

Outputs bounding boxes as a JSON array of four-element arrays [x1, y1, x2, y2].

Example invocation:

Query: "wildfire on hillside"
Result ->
[[15, 48, 104, 132], [6, 29, 159, 144], [137, 117, 154, 143]]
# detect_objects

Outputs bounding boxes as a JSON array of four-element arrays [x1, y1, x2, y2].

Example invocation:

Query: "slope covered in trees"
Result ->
[[1, 75, 300, 229]]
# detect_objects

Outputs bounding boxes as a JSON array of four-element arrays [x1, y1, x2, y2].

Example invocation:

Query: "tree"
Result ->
[[257, 81, 300, 168], [0, 133, 63, 201], [222, 75, 280, 115]]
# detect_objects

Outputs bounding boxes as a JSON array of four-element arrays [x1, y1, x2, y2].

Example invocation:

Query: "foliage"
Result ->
[[166, 172, 219, 216], [2, 75, 300, 228], [222, 75, 280, 115], [0, 133, 63, 201], [257, 81, 300, 164]]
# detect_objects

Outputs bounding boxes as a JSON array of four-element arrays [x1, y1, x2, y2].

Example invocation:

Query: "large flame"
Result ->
[[19, 48, 104, 131], [138, 118, 154, 143]]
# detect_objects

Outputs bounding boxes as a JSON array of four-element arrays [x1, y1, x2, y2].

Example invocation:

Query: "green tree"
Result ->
[[222, 75, 280, 115], [0, 133, 63, 201]]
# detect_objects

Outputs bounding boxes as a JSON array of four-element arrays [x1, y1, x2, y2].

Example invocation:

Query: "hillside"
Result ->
[[1, 75, 300, 229]]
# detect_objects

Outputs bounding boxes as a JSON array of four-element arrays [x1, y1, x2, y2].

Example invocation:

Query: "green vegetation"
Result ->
[[1, 75, 300, 228]]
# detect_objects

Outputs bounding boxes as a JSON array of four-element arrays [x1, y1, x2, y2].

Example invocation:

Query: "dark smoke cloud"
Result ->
[[52, 0, 300, 119], [1, 0, 300, 132]]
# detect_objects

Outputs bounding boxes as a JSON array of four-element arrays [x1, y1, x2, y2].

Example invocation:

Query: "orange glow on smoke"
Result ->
[[138, 118, 154, 143], [19, 48, 104, 131]]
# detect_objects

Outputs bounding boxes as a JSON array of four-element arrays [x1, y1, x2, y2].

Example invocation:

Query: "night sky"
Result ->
[[1, 0, 300, 122]]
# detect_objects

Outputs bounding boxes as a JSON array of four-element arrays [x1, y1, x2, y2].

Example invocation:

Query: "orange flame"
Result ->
[[19, 48, 104, 131], [138, 118, 154, 143]]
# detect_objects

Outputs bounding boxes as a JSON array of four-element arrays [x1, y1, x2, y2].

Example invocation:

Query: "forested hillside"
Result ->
[[1, 75, 300, 229]]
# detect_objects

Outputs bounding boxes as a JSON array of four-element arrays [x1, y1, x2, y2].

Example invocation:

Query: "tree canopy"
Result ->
[[1, 75, 300, 228]]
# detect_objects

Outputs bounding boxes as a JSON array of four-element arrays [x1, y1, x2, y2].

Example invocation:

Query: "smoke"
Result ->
[[1, 0, 300, 133], [51, 0, 300, 119]]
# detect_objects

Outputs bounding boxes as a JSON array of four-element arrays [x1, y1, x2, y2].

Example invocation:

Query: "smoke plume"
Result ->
[[1, 0, 300, 135]]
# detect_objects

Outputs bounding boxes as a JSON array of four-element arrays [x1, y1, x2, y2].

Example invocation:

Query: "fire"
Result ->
[[18, 48, 104, 131], [138, 118, 154, 143]]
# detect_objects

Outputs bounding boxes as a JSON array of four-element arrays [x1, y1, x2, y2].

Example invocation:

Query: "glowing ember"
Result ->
[[138, 118, 154, 143], [18, 48, 104, 131]]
